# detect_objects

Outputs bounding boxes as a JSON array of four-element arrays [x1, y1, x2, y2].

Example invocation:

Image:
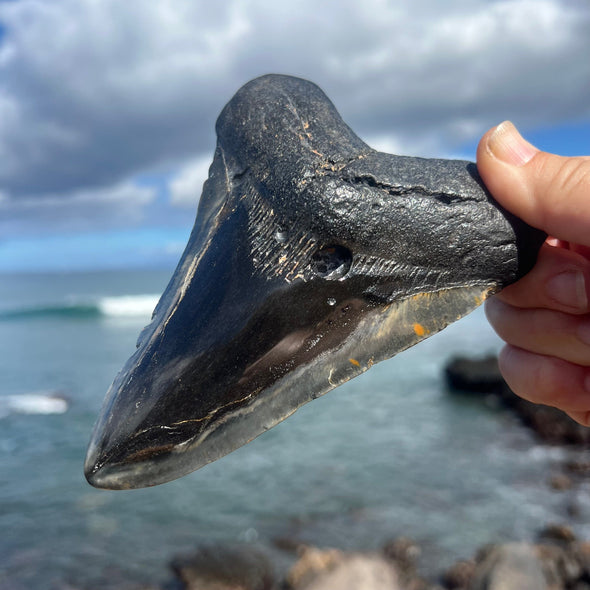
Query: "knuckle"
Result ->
[[527, 355, 563, 404], [551, 157, 590, 201]]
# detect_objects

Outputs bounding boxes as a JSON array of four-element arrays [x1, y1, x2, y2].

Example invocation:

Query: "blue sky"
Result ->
[[0, 0, 589, 272]]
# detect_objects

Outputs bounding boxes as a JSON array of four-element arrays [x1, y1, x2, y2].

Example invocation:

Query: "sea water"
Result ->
[[1, 269, 589, 588]]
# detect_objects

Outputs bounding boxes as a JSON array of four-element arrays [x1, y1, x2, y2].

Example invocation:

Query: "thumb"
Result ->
[[476, 121, 590, 247]]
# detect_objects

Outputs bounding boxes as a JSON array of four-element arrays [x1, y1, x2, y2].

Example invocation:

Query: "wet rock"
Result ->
[[572, 541, 590, 578], [170, 544, 274, 590], [549, 473, 573, 491], [464, 541, 590, 590], [382, 537, 431, 589], [567, 501, 582, 518], [285, 546, 345, 589], [290, 553, 403, 590], [565, 459, 590, 476], [382, 537, 421, 574], [284, 545, 426, 590], [271, 535, 305, 554], [440, 559, 476, 589], [521, 405, 590, 445], [445, 356, 504, 394], [444, 355, 590, 445], [538, 523, 577, 544], [469, 543, 548, 590], [536, 543, 582, 587]]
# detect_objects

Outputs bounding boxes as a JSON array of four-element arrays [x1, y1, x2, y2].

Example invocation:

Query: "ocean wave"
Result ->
[[97, 295, 159, 317], [0, 294, 159, 321], [0, 392, 69, 418]]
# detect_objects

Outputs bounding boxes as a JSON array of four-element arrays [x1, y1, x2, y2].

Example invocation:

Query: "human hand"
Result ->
[[476, 121, 590, 425]]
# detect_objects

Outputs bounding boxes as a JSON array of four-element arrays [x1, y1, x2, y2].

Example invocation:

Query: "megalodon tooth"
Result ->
[[85, 74, 545, 489]]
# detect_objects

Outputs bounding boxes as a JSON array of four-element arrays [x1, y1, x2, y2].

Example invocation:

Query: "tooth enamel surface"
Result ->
[[85, 75, 546, 489]]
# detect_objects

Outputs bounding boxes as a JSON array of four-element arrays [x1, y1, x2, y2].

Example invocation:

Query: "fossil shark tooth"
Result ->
[[85, 74, 545, 489]]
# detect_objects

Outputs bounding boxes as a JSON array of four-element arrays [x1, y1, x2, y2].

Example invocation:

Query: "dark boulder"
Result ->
[[169, 544, 275, 590], [440, 559, 476, 589], [445, 355, 590, 445], [444, 355, 504, 394]]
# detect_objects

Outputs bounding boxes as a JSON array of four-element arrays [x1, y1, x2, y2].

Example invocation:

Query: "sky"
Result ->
[[0, 0, 589, 272]]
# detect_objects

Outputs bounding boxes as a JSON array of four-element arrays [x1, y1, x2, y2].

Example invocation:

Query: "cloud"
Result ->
[[0, 181, 156, 238], [0, 0, 589, 240], [169, 155, 211, 208], [0, 0, 248, 198]]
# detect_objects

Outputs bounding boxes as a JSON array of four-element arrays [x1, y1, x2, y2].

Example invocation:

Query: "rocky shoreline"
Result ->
[[108, 528, 590, 590], [444, 355, 590, 446], [84, 354, 590, 590]]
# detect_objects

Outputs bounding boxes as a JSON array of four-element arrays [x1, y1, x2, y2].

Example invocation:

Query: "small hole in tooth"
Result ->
[[275, 229, 288, 243], [310, 245, 353, 280]]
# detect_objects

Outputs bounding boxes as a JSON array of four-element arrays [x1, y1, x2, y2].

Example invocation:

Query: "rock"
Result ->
[[565, 459, 590, 476], [382, 537, 421, 574], [285, 547, 420, 590], [468, 541, 589, 590], [272, 535, 305, 554], [444, 356, 504, 394], [567, 501, 582, 518], [170, 544, 274, 590], [549, 473, 573, 491], [519, 404, 590, 445], [295, 554, 403, 590], [286, 546, 345, 589], [536, 543, 582, 587], [444, 355, 590, 446], [572, 542, 590, 578], [538, 523, 577, 544], [382, 537, 431, 589], [441, 559, 476, 589], [469, 543, 548, 590]]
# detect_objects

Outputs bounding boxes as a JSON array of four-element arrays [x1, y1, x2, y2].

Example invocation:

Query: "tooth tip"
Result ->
[[83, 445, 116, 489], [84, 468, 100, 488], [83, 456, 104, 488], [83, 460, 127, 490]]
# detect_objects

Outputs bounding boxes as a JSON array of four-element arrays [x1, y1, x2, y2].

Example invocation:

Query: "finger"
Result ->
[[485, 298, 590, 367], [569, 244, 590, 260], [565, 410, 590, 427], [495, 242, 590, 314], [545, 239, 590, 261], [498, 345, 590, 416], [476, 121, 590, 246]]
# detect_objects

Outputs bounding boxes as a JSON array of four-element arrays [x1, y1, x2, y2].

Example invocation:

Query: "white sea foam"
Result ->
[[0, 392, 69, 418], [97, 294, 159, 318]]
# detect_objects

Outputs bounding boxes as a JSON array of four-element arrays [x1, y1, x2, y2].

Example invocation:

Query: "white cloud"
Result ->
[[0, 181, 157, 237], [0, 0, 588, 237], [169, 155, 211, 208]]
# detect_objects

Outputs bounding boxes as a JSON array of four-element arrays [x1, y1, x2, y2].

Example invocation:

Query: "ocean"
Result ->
[[1, 269, 588, 588]]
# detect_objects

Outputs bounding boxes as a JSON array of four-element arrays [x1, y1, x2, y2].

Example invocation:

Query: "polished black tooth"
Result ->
[[85, 75, 545, 489]]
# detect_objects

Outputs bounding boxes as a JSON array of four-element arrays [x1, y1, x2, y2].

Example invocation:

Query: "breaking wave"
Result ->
[[0, 392, 69, 418], [0, 294, 159, 321]]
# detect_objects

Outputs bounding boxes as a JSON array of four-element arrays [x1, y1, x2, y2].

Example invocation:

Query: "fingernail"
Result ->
[[546, 271, 588, 311], [486, 121, 538, 167]]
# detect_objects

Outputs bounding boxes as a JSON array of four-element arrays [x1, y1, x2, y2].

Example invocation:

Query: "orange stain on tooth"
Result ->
[[413, 323, 428, 337]]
